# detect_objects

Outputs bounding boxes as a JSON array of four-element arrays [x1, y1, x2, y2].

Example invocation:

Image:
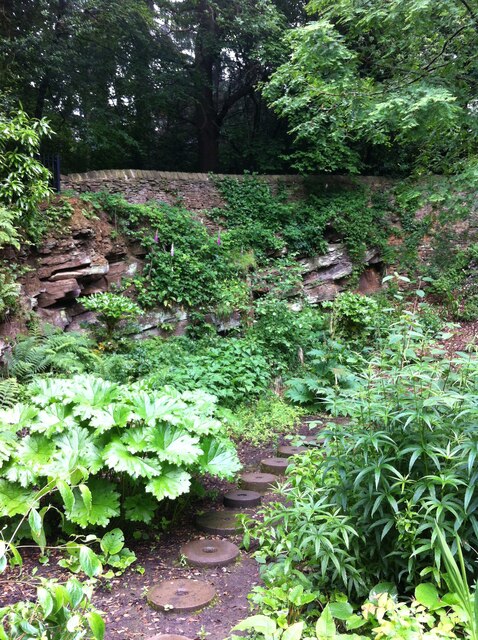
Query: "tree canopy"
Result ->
[[1, 0, 478, 175], [263, 0, 478, 174]]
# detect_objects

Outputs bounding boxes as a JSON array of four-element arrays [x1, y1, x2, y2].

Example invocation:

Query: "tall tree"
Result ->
[[263, 0, 478, 175], [0, 0, 302, 172]]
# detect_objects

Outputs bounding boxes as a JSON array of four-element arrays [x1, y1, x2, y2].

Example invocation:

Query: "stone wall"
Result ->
[[61, 170, 311, 211], [0, 172, 386, 339]]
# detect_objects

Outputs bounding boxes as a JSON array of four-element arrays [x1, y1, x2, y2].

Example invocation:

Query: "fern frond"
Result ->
[[0, 378, 21, 408]]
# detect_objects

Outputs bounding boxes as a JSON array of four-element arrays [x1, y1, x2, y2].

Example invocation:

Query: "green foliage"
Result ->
[[233, 582, 470, 639], [263, 1, 478, 174], [222, 394, 304, 447], [0, 106, 52, 234], [212, 175, 329, 259], [251, 298, 326, 373], [0, 207, 20, 251], [81, 292, 143, 339], [58, 528, 136, 578], [323, 292, 379, 339], [0, 577, 105, 640], [426, 242, 478, 320], [0, 375, 241, 531], [142, 337, 272, 407], [0, 269, 20, 321], [90, 193, 239, 310], [3, 325, 99, 382], [254, 316, 478, 599], [436, 529, 478, 640], [0, 379, 21, 409]]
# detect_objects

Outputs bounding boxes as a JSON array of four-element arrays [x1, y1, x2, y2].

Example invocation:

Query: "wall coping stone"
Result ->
[[61, 170, 310, 184]]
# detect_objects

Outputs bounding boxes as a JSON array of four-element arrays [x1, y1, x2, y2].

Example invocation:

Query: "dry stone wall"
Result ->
[[61, 170, 310, 211]]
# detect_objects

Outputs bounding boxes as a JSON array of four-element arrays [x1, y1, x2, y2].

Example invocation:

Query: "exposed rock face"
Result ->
[[16, 200, 143, 332], [0, 174, 388, 339]]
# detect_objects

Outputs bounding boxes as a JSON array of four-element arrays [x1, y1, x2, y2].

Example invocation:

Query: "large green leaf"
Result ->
[[130, 391, 186, 426], [5, 435, 56, 487], [68, 478, 120, 527], [196, 437, 241, 478], [0, 431, 16, 468], [120, 426, 152, 453], [124, 493, 158, 523], [0, 404, 39, 429], [100, 528, 124, 555], [91, 404, 132, 433], [0, 480, 38, 517], [147, 425, 202, 465], [145, 466, 191, 501], [103, 439, 162, 478], [47, 426, 102, 478], [34, 404, 76, 436]]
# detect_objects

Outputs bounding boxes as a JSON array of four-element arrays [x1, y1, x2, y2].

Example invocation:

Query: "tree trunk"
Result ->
[[194, 0, 220, 172], [34, 0, 68, 120]]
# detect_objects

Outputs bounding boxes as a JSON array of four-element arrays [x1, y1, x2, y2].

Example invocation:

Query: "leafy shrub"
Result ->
[[81, 292, 143, 340], [0, 107, 52, 241], [232, 581, 471, 640], [0, 207, 20, 251], [254, 330, 478, 598], [2, 326, 99, 382], [92, 193, 237, 310], [211, 175, 330, 259], [142, 337, 272, 406], [0, 269, 20, 320], [221, 394, 304, 447], [0, 375, 241, 530], [0, 577, 105, 640], [250, 299, 326, 374], [323, 291, 379, 338], [285, 338, 364, 407]]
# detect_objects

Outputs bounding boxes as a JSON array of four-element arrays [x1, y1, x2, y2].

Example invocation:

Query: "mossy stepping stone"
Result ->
[[180, 539, 240, 567], [260, 457, 290, 475], [196, 510, 244, 535], [147, 578, 215, 612], [303, 435, 326, 446], [277, 445, 307, 458], [239, 472, 279, 493], [223, 489, 262, 508]]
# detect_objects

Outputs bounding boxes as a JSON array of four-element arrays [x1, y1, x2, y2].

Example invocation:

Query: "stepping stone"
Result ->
[[261, 457, 290, 475], [149, 636, 194, 640], [223, 489, 262, 508], [277, 445, 307, 458], [239, 472, 279, 493], [303, 435, 326, 446], [180, 539, 240, 567], [196, 510, 244, 535], [147, 578, 215, 612]]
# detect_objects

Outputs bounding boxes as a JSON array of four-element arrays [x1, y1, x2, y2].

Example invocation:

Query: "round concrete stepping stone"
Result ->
[[180, 539, 240, 567], [261, 457, 290, 475], [239, 472, 279, 492], [149, 635, 194, 640], [147, 578, 215, 612], [223, 489, 262, 508], [277, 445, 307, 458], [196, 510, 244, 535]]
